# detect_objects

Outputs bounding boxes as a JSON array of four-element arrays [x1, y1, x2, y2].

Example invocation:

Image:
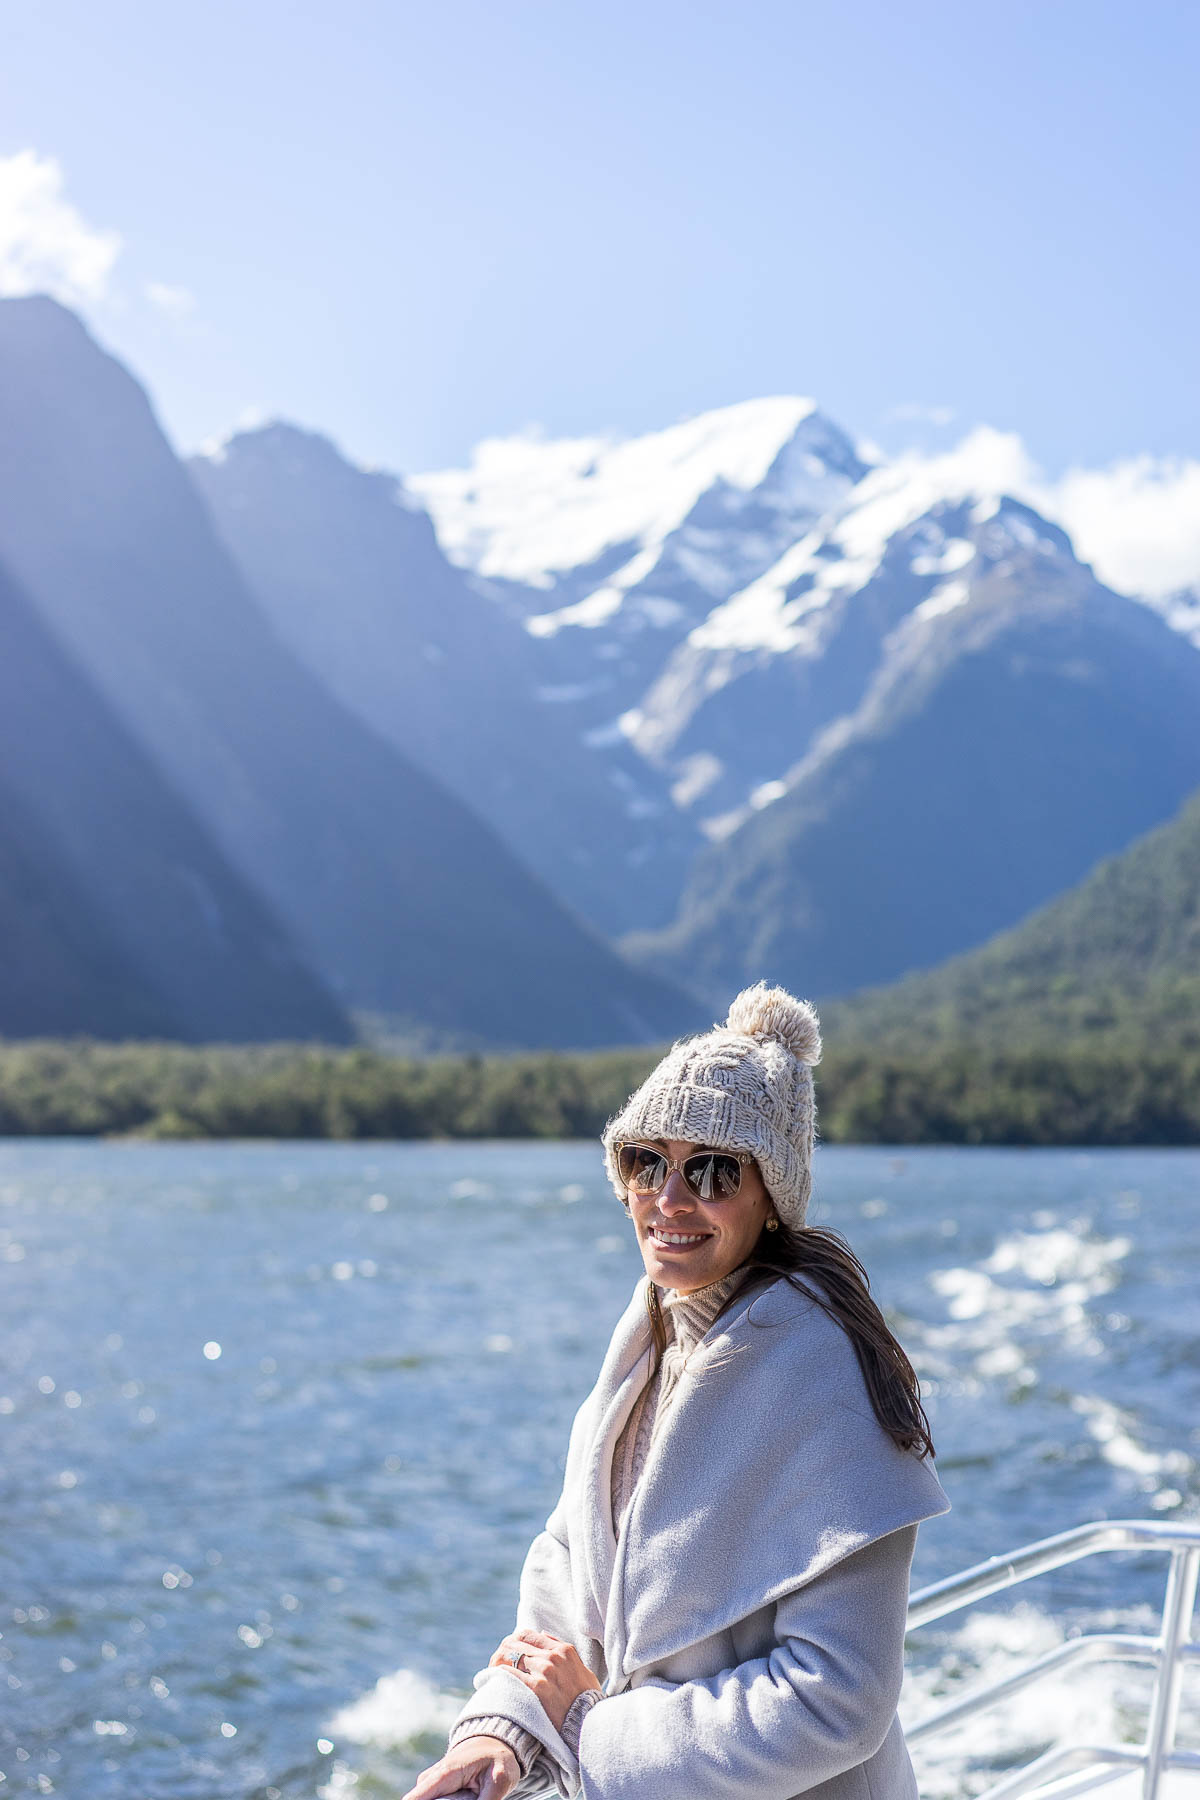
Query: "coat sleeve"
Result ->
[[514, 1495, 606, 1678], [576, 1525, 918, 1800], [449, 1491, 604, 1798]]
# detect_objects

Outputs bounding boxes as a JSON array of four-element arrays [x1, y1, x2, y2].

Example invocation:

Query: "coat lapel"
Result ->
[[567, 1281, 656, 1653], [610, 1275, 950, 1679]]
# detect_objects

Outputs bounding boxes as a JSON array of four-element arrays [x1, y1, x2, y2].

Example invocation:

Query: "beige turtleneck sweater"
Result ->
[[609, 1268, 747, 1532], [453, 1268, 748, 1774]]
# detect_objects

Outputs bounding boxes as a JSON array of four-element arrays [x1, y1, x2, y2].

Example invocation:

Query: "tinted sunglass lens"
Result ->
[[712, 1153, 743, 1197], [685, 1153, 742, 1199], [618, 1145, 669, 1191]]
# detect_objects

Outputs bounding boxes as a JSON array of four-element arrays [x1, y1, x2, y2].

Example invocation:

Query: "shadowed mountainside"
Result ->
[[824, 785, 1200, 1052], [0, 297, 701, 1049], [0, 556, 352, 1042], [191, 424, 698, 936]]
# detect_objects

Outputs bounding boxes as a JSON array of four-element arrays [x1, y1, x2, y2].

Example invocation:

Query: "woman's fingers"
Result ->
[[399, 1759, 466, 1800], [490, 1635, 552, 1673], [400, 1740, 517, 1800], [477, 1765, 514, 1800], [401, 1760, 482, 1800], [482, 1630, 599, 1733], [489, 1646, 599, 1734]]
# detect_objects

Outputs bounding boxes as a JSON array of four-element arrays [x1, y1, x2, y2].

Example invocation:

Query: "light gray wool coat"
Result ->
[[451, 1272, 950, 1800]]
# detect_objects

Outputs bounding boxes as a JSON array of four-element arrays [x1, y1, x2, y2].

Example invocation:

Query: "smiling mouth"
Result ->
[[647, 1225, 713, 1250]]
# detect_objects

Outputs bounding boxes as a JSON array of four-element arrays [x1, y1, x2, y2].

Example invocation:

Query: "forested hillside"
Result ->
[[824, 787, 1200, 1052]]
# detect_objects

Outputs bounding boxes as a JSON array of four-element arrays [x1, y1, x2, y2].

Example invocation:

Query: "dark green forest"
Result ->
[[1, 1036, 1196, 1145]]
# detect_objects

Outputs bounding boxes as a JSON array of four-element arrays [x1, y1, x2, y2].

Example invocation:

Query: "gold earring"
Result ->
[[765, 1216, 779, 1232]]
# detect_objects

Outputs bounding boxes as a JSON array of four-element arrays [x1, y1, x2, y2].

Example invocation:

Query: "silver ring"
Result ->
[[510, 1649, 527, 1671]]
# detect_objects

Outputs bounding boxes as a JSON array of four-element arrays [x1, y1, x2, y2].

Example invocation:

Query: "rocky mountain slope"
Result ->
[[190, 424, 697, 935], [0, 298, 700, 1049], [421, 412, 1200, 1002], [625, 498, 1200, 1000], [412, 400, 869, 806]]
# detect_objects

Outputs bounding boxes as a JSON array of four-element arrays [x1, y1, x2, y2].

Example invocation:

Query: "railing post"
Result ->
[[1142, 1547, 1200, 1800]]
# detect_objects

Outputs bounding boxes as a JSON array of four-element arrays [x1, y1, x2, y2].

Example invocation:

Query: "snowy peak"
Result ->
[[411, 396, 863, 594], [624, 479, 1125, 847], [412, 403, 1119, 867], [683, 433, 1065, 659]]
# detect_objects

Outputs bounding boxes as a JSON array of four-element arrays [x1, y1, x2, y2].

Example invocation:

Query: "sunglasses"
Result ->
[[615, 1142, 752, 1201]]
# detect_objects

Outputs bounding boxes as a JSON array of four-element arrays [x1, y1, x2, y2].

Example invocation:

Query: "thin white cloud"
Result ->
[[145, 280, 195, 316], [0, 149, 121, 302], [873, 425, 1200, 601], [866, 406, 1200, 598], [1034, 456, 1200, 600]]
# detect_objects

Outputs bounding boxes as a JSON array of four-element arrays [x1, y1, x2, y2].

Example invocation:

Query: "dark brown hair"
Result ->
[[647, 1220, 934, 1460]]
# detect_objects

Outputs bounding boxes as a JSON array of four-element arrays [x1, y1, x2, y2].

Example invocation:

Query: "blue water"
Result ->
[[2, 1141, 1198, 1798]]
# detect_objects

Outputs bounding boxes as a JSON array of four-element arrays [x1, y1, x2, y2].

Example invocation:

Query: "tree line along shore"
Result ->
[[1, 1038, 1197, 1146]]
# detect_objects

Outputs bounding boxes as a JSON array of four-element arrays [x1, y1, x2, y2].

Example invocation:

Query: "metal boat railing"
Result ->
[[905, 1518, 1200, 1800], [516, 1518, 1199, 1800]]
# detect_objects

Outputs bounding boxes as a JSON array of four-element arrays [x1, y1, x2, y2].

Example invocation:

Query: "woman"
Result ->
[[404, 983, 949, 1800]]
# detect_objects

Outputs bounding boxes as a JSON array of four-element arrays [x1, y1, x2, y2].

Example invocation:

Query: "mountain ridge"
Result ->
[[625, 496, 1200, 1000], [0, 295, 702, 1050], [416, 403, 1200, 1001], [189, 421, 699, 936]]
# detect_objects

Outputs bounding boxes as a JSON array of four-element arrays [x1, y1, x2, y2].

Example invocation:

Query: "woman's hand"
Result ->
[[490, 1629, 602, 1733], [400, 1734, 519, 1800]]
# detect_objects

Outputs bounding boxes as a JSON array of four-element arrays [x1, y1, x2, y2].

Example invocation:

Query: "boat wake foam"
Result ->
[[324, 1665, 462, 1747]]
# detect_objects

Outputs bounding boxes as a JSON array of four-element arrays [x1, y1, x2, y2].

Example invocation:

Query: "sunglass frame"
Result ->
[[615, 1141, 753, 1200]]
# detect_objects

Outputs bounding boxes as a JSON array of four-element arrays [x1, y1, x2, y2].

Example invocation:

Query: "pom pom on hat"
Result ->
[[724, 981, 822, 1066]]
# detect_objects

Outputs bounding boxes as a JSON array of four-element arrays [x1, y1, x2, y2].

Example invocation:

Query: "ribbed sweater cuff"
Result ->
[[560, 1686, 602, 1756], [448, 1714, 541, 1778]]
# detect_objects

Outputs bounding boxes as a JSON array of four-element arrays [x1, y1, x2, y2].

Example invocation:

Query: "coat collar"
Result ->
[[564, 1275, 949, 1686]]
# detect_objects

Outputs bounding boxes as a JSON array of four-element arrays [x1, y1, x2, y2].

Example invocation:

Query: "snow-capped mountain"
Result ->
[[191, 424, 699, 937], [418, 403, 1200, 1000], [10, 292, 1196, 1035], [412, 398, 868, 731], [413, 396, 864, 594], [416, 411, 1110, 840], [625, 428, 1074, 831], [625, 494, 1200, 1002]]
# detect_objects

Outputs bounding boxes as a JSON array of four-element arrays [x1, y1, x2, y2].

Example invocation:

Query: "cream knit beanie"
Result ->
[[602, 981, 822, 1229]]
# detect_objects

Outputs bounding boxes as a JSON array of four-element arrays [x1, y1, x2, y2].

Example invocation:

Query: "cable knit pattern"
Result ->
[[602, 982, 822, 1229], [611, 1270, 747, 1531], [610, 1362, 660, 1535]]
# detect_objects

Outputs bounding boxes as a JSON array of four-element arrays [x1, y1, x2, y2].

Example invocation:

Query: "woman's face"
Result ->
[[626, 1138, 774, 1294]]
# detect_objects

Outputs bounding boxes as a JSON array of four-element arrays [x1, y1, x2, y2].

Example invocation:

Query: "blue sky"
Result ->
[[1, 0, 1197, 478]]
